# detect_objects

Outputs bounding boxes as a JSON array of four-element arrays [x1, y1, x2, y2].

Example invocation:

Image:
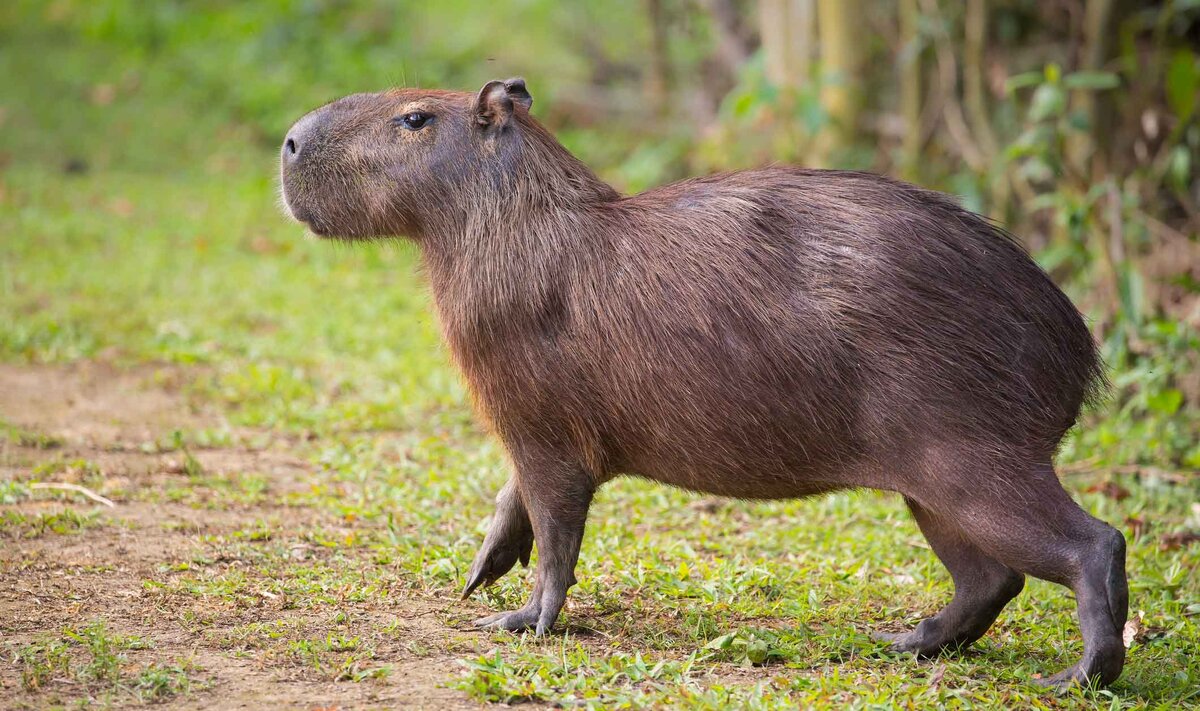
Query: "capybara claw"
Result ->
[[461, 569, 491, 600]]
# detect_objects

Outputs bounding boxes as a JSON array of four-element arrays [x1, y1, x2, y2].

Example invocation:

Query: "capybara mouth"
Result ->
[[279, 183, 332, 237]]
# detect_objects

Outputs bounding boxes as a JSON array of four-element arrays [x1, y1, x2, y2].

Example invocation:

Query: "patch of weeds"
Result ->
[[0, 420, 64, 449], [15, 619, 196, 703], [325, 634, 361, 652], [703, 627, 793, 667], [455, 642, 703, 707], [62, 621, 150, 684], [221, 618, 306, 650], [183, 450, 205, 478], [0, 479, 32, 504], [283, 634, 379, 681], [132, 662, 193, 701], [0, 508, 103, 538], [164, 430, 208, 477], [231, 521, 275, 542], [31, 457, 102, 479], [149, 568, 253, 602], [333, 656, 391, 683], [17, 637, 73, 691]]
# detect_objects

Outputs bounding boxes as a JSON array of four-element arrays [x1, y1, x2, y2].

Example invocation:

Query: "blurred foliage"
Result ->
[[0, 0, 1196, 469]]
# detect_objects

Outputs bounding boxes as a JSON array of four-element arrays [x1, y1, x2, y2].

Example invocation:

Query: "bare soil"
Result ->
[[0, 362, 488, 710]]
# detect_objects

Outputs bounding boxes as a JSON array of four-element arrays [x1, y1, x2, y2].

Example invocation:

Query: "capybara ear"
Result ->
[[503, 77, 532, 110], [474, 79, 515, 129]]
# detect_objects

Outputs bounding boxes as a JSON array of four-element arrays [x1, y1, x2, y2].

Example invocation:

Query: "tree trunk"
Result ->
[[1067, 0, 1117, 178], [759, 0, 814, 91], [815, 0, 862, 164], [899, 0, 922, 180], [645, 0, 672, 118]]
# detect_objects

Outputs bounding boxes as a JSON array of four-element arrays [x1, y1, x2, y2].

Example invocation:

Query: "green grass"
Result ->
[[0, 421, 65, 450], [15, 620, 199, 704], [2, 15, 1198, 710], [0, 508, 105, 539]]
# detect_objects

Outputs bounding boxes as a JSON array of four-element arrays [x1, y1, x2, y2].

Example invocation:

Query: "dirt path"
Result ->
[[0, 362, 489, 710]]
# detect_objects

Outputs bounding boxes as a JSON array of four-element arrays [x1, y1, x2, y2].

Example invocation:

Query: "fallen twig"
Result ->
[[30, 482, 116, 507]]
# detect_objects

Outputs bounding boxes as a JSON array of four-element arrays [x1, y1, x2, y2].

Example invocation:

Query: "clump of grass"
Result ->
[[0, 420, 64, 449], [0, 508, 102, 538], [133, 663, 194, 701], [15, 619, 198, 703], [17, 638, 73, 691], [455, 643, 704, 707]]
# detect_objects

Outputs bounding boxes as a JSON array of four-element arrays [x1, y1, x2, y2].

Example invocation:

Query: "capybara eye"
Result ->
[[394, 112, 431, 131]]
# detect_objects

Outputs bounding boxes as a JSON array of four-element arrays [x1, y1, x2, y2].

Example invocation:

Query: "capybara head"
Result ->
[[281, 78, 603, 239]]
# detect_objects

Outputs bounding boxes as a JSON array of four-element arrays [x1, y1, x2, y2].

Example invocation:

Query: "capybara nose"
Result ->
[[282, 134, 300, 164], [283, 108, 329, 167]]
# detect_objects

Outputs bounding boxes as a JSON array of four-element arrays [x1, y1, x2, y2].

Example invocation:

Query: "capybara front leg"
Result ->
[[463, 477, 534, 599], [473, 454, 593, 636]]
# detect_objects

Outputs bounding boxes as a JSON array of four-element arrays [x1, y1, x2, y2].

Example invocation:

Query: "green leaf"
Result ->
[[1063, 71, 1121, 90], [1029, 83, 1066, 121], [731, 92, 757, 120], [1168, 145, 1192, 190], [1017, 156, 1055, 184], [1066, 109, 1092, 132], [745, 638, 770, 665], [1146, 388, 1183, 416], [1117, 264, 1145, 329], [1165, 51, 1199, 120], [1004, 71, 1043, 94]]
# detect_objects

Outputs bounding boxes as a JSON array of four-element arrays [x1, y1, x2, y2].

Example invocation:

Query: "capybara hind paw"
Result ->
[[1034, 662, 1109, 691], [473, 604, 541, 633], [872, 627, 944, 658]]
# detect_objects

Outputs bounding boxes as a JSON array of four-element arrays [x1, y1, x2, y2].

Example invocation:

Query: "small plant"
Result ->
[[133, 662, 192, 701], [0, 508, 103, 539], [62, 620, 150, 684], [17, 638, 72, 691], [0, 420, 64, 449], [704, 627, 788, 667], [14, 619, 196, 703]]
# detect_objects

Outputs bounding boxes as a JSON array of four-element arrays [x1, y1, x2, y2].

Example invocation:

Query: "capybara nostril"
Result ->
[[284, 137, 298, 158]]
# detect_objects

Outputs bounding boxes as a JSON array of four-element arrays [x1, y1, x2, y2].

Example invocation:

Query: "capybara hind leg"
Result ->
[[463, 477, 534, 599], [916, 460, 1127, 688], [878, 497, 1024, 656], [1032, 522, 1127, 689], [473, 455, 592, 636]]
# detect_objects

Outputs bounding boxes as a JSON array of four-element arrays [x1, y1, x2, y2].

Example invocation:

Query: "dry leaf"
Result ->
[[1124, 516, 1148, 538], [927, 663, 946, 689], [90, 83, 116, 106], [1159, 531, 1200, 551], [1086, 481, 1130, 501], [1123, 611, 1146, 649], [109, 197, 134, 218]]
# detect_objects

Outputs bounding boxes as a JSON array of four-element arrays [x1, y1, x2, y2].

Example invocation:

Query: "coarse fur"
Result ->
[[280, 79, 1128, 688]]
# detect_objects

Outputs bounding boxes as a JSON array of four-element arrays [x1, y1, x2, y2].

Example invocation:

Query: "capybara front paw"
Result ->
[[462, 532, 534, 599]]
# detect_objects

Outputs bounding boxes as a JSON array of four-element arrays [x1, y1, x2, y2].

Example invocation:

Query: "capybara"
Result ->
[[280, 78, 1127, 688]]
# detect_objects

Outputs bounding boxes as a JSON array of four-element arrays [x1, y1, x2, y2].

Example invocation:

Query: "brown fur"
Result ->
[[281, 80, 1127, 687]]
